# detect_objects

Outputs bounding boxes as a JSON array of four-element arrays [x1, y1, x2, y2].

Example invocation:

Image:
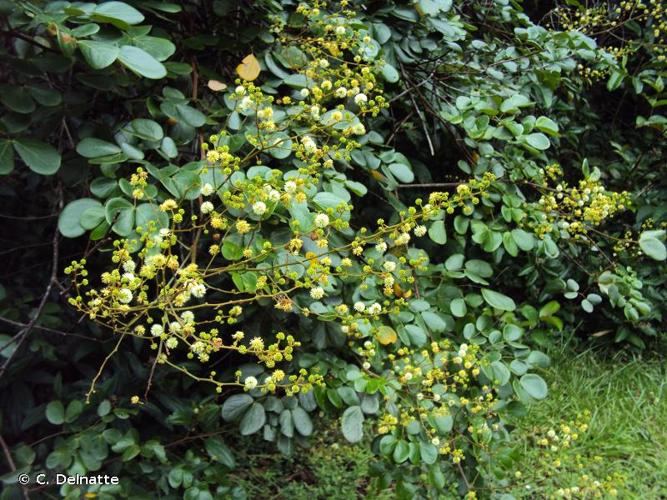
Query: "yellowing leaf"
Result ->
[[207, 79, 227, 91], [376, 325, 397, 345], [370, 169, 386, 181], [236, 54, 261, 81]]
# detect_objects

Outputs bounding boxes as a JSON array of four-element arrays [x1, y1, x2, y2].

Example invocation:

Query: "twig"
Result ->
[[0, 433, 29, 499], [0, 208, 60, 379], [397, 182, 462, 189], [143, 340, 163, 401]]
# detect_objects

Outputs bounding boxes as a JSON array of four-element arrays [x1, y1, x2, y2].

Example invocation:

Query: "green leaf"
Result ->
[[481, 288, 516, 312], [46, 401, 65, 425], [428, 220, 447, 244], [392, 440, 410, 463], [221, 394, 253, 421], [291, 407, 313, 436], [204, 438, 235, 468], [118, 46, 166, 79], [13, 139, 61, 175], [445, 254, 464, 271], [388, 162, 414, 183], [520, 374, 548, 399], [130, 119, 164, 141], [0, 86, 35, 113], [77, 137, 121, 158], [535, 116, 559, 136], [176, 104, 206, 128], [450, 298, 467, 318], [0, 139, 14, 175], [539, 300, 560, 318], [78, 41, 119, 69], [59, 199, 103, 238], [381, 63, 399, 83], [421, 311, 447, 332], [419, 442, 438, 465], [341, 405, 364, 443], [93, 1, 144, 26], [239, 402, 266, 435], [500, 94, 532, 114], [511, 229, 535, 251], [639, 231, 666, 261], [133, 36, 176, 62], [523, 133, 550, 151], [607, 70, 624, 91]]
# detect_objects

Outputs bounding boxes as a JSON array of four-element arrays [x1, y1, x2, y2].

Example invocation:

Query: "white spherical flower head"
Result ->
[[335, 26, 346, 36], [310, 286, 325, 300], [354, 93, 368, 105], [239, 96, 253, 110], [201, 183, 215, 196], [383, 261, 397, 272], [118, 288, 133, 304], [352, 123, 366, 135], [353, 301, 366, 312], [335, 87, 347, 98], [252, 201, 267, 216], [169, 321, 182, 334], [414, 225, 427, 237], [268, 190, 281, 202], [375, 241, 387, 254], [123, 260, 136, 273], [190, 283, 207, 299], [300, 88, 310, 97], [235, 85, 246, 95], [122, 272, 135, 282], [165, 337, 178, 349], [181, 311, 194, 323], [284, 180, 297, 194], [244, 376, 258, 391], [301, 135, 317, 153], [368, 303, 382, 315], [319, 58, 329, 68], [150, 324, 164, 337], [159, 228, 171, 237], [200, 201, 214, 214], [314, 213, 330, 228]]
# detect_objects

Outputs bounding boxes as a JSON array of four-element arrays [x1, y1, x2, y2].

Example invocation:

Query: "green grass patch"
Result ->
[[484, 349, 667, 498]]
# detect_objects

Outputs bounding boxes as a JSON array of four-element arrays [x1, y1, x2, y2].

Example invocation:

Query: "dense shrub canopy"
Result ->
[[0, 0, 665, 498]]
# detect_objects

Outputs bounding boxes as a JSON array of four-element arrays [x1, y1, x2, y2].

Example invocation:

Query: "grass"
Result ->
[[228, 349, 667, 499], [485, 349, 667, 498]]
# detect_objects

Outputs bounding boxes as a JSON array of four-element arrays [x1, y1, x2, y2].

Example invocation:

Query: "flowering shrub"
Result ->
[[0, 0, 665, 498]]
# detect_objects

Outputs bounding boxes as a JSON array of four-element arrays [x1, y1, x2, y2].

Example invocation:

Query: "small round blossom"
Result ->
[[118, 288, 133, 304], [235, 85, 245, 95], [284, 180, 297, 194], [150, 324, 164, 337], [368, 303, 382, 315], [314, 213, 330, 228], [375, 242, 387, 254], [414, 225, 427, 237], [201, 183, 215, 196], [354, 301, 366, 312], [190, 283, 207, 299], [268, 189, 281, 202], [244, 376, 258, 391], [335, 87, 347, 98], [310, 286, 325, 300], [383, 261, 397, 272], [300, 88, 310, 97], [123, 260, 136, 273], [165, 337, 178, 349], [201, 201, 214, 214], [394, 232, 411, 245], [354, 93, 368, 105], [181, 311, 194, 323], [335, 26, 346, 36], [302, 136, 317, 153], [252, 201, 267, 216]]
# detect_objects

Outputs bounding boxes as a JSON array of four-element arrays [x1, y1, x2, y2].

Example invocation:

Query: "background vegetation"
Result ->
[[0, 0, 665, 499]]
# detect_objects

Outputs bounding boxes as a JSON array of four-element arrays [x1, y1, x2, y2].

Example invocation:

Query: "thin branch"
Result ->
[[0, 433, 29, 499], [0, 204, 61, 379]]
